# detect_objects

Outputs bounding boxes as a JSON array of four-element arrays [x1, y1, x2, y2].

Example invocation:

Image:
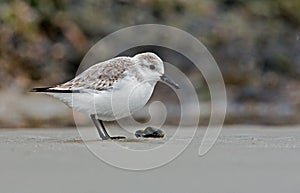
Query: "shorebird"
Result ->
[[31, 52, 179, 140]]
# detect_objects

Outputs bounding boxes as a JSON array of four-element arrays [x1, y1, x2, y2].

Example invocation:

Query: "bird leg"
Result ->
[[91, 114, 126, 140], [90, 114, 110, 140], [97, 119, 126, 140]]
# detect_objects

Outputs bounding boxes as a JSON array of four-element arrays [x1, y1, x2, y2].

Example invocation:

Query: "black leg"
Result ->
[[98, 119, 110, 137], [97, 119, 126, 140], [90, 114, 109, 140]]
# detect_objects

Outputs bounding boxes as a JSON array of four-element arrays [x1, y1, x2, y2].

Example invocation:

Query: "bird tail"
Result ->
[[30, 87, 53, 92], [30, 87, 83, 93]]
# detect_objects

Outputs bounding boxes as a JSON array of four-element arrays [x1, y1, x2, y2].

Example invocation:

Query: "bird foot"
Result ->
[[109, 136, 126, 140]]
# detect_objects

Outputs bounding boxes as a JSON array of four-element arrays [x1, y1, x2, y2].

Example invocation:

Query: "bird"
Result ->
[[31, 52, 179, 140]]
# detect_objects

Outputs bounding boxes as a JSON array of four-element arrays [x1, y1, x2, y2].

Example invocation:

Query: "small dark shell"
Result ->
[[135, 127, 165, 138]]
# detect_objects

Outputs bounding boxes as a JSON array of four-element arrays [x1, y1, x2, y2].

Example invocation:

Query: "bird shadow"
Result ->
[[63, 138, 149, 143]]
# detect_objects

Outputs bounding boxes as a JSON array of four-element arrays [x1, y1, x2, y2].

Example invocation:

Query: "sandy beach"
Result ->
[[1, 125, 300, 193]]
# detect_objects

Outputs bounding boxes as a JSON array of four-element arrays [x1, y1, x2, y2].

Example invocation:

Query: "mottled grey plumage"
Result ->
[[56, 57, 134, 91]]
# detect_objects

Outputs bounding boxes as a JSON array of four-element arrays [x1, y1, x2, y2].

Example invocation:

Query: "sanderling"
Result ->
[[31, 52, 179, 140]]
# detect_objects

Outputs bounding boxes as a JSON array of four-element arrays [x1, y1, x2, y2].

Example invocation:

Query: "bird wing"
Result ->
[[31, 56, 134, 93]]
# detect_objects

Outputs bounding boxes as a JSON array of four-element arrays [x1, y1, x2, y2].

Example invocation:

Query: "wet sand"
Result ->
[[1, 125, 300, 193]]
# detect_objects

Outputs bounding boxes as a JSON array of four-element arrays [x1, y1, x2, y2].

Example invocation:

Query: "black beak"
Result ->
[[160, 74, 180, 89]]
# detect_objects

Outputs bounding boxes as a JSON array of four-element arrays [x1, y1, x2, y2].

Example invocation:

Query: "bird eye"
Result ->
[[149, 65, 155, 70]]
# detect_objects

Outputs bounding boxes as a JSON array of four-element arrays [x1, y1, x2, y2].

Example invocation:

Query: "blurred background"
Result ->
[[0, 0, 300, 128]]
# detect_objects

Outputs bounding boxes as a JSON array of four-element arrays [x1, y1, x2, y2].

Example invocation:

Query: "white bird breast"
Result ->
[[49, 78, 157, 121]]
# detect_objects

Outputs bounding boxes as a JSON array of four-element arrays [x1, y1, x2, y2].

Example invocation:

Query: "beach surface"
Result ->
[[1, 125, 300, 193]]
